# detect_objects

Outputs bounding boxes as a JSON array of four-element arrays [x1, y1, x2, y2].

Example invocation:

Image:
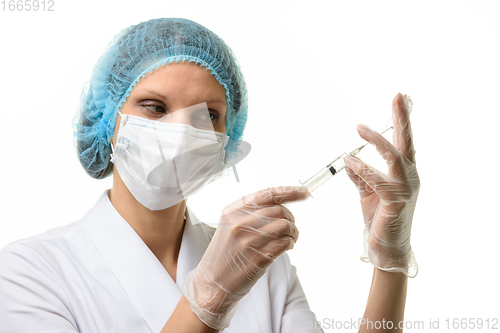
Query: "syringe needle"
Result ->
[[349, 124, 394, 156], [349, 143, 368, 156]]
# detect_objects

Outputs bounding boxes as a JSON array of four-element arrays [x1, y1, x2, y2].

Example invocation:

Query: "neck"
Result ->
[[108, 169, 187, 268]]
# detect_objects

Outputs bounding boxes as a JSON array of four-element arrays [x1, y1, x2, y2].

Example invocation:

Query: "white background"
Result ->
[[1, 0, 499, 331]]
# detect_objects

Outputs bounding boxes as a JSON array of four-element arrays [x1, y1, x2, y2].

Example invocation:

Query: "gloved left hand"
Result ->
[[343, 93, 420, 278], [182, 186, 310, 330]]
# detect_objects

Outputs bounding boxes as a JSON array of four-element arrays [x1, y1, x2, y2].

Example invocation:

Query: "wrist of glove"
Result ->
[[360, 223, 419, 278], [182, 266, 248, 330]]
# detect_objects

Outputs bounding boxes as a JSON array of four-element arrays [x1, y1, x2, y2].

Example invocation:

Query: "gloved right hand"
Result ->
[[182, 186, 310, 330], [344, 93, 420, 278]]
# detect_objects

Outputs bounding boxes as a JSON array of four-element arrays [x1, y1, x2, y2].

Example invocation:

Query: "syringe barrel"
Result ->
[[300, 153, 349, 194], [329, 152, 349, 174]]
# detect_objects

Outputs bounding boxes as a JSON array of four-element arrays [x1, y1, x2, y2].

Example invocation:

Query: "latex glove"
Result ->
[[343, 93, 420, 278], [182, 186, 310, 330]]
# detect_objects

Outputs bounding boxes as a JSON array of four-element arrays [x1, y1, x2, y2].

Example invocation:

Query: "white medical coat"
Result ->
[[0, 190, 323, 333]]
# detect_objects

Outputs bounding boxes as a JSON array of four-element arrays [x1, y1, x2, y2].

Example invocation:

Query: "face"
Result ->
[[112, 60, 227, 147]]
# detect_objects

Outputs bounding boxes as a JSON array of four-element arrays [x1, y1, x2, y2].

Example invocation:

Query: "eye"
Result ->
[[208, 109, 220, 122], [189, 109, 220, 130], [142, 104, 166, 113], [193, 110, 219, 121]]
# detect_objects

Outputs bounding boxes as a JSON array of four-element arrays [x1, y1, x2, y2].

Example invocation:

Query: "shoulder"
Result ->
[[0, 241, 34, 266], [0, 235, 80, 332], [0, 219, 86, 272], [0, 241, 47, 282], [0, 241, 63, 298], [3, 219, 85, 247]]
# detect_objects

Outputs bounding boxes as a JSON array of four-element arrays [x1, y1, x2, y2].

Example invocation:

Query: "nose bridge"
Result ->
[[158, 102, 213, 131], [162, 107, 192, 125]]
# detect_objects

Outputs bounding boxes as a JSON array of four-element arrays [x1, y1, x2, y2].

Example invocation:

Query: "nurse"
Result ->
[[0, 18, 420, 333]]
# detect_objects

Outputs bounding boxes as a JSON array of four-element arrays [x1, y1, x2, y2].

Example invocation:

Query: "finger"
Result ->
[[344, 155, 396, 201], [243, 218, 299, 250], [250, 236, 296, 264], [344, 164, 375, 198], [356, 124, 405, 178], [252, 205, 295, 224], [241, 186, 311, 208], [232, 205, 295, 228], [226, 216, 263, 237], [392, 93, 416, 164], [223, 186, 310, 214], [222, 203, 296, 233], [257, 219, 299, 243]]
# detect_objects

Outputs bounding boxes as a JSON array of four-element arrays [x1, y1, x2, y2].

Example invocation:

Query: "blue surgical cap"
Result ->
[[74, 17, 248, 179]]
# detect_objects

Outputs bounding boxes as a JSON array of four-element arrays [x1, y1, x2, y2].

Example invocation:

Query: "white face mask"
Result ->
[[110, 107, 229, 211]]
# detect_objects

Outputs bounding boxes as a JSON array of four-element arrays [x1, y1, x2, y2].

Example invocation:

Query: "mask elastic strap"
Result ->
[[109, 112, 123, 161], [110, 137, 116, 161]]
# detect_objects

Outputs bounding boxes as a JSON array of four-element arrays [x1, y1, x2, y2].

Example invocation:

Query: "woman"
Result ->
[[0, 18, 420, 333]]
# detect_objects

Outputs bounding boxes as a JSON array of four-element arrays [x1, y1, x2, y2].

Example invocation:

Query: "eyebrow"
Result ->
[[142, 89, 168, 100], [205, 99, 227, 105], [141, 89, 227, 105]]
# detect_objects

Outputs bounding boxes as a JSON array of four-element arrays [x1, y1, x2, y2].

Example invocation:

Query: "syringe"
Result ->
[[299, 95, 413, 196]]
